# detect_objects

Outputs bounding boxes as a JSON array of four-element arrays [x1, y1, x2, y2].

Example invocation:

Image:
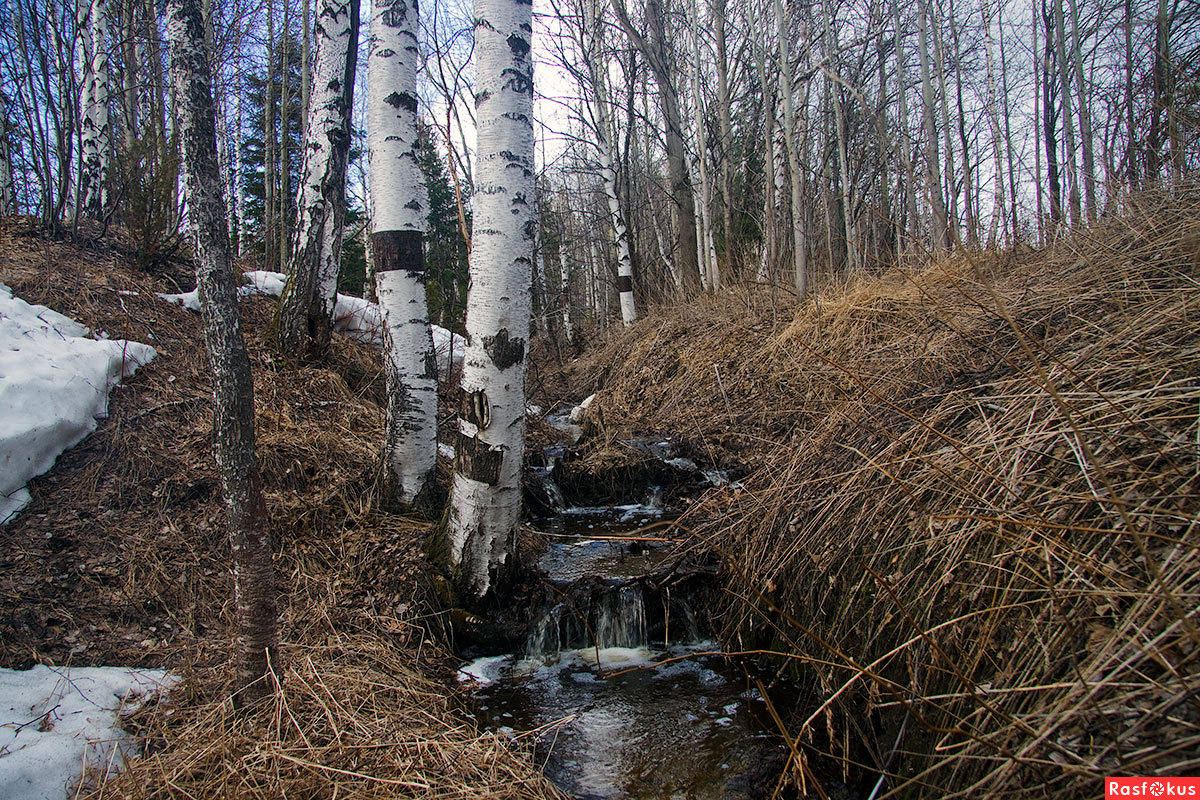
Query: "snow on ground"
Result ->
[[0, 665, 175, 800], [1, 284, 156, 524], [158, 271, 466, 374]]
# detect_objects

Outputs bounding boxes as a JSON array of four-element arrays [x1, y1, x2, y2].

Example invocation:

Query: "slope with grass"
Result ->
[[0, 220, 559, 799], [568, 195, 1200, 797]]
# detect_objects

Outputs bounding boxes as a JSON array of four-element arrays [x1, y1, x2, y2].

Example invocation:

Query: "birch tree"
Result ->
[[775, 0, 810, 295], [368, 0, 437, 506], [165, 0, 278, 702], [279, 0, 360, 359], [582, 0, 636, 324], [78, 0, 113, 217], [0, 106, 13, 214], [446, 0, 535, 600], [612, 0, 701, 292]]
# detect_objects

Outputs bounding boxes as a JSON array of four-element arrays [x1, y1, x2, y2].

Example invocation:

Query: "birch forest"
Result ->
[[0, 0, 1198, 795]]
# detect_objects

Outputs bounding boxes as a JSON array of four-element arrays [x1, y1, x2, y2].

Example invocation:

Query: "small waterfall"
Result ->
[[526, 585, 653, 660], [593, 585, 647, 649]]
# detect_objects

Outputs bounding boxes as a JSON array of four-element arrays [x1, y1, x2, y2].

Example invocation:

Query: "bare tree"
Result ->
[[164, 0, 278, 702], [279, 0, 360, 359]]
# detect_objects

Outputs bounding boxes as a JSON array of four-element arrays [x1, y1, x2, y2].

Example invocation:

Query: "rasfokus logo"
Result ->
[[1106, 778, 1200, 797]]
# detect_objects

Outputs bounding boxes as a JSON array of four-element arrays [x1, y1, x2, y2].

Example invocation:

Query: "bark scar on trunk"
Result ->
[[455, 430, 503, 485], [483, 328, 525, 370]]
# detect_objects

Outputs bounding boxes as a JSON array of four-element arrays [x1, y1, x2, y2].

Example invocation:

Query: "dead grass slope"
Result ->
[[0, 221, 559, 799], [572, 194, 1200, 797]]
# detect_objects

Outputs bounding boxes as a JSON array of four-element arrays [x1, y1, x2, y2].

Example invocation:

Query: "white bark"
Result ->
[[281, 0, 360, 356], [775, 0, 808, 297], [894, 0, 918, 255], [585, 0, 636, 325], [368, 0, 436, 505], [559, 241, 574, 343], [918, 0, 948, 249], [88, 0, 111, 213], [0, 109, 13, 214], [982, 0, 1005, 247], [447, 0, 535, 599], [689, 0, 718, 290]]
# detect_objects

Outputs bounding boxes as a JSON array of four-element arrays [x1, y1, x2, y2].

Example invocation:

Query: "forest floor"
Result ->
[[0, 220, 561, 799], [563, 191, 1200, 797]]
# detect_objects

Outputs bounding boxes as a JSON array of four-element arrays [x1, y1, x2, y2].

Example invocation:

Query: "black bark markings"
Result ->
[[482, 328, 525, 371], [384, 91, 418, 113]]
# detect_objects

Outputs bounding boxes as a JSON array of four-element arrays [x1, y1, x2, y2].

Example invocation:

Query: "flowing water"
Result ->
[[458, 439, 796, 799]]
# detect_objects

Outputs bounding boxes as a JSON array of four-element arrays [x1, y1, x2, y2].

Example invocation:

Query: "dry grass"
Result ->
[[0, 220, 559, 800], [571, 192, 1200, 797]]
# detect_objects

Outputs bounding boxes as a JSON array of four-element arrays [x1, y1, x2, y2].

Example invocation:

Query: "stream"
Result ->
[[457, 433, 798, 799]]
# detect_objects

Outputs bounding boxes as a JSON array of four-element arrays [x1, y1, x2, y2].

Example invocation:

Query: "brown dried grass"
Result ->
[[571, 192, 1200, 797], [0, 221, 559, 800]]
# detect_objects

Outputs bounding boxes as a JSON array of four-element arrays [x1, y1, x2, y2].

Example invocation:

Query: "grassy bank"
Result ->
[[570, 194, 1200, 797], [0, 222, 559, 799]]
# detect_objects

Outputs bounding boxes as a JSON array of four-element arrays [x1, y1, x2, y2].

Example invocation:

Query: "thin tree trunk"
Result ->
[[1053, 0, 1081, 226], [1066, 0, 1095, 220], [712, 0, 734, 280], [982, 0, 1005, 247], [280, 0, 293, 269], [1123, 0, 1137, 192], [775, 0, 809, 296], [823, 0, 856, 272], [998, 0, 1019, 238], [918, 0, 948, 250], [689, 0, 717, 290], [612, 0, 700, 292], [1042, 0, 1063, 230], [446, 0, 535, 600], [164, 0, 278, 702], [932, 0, 959, 247], [0, 103, 13, 214], [368, 0, 437, 506], [586, 0, 636, 324], [302, 0, 311, 118], [948, 0, 976, 248], [280, 0, 360, 358], [894, 0, 918, 258], [265, 0, 277, 270]]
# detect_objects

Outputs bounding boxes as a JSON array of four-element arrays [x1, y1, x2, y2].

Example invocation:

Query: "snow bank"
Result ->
[[1, 284, 156, 523], [0, 665, 175, 800], [158, 271, 466, 374]]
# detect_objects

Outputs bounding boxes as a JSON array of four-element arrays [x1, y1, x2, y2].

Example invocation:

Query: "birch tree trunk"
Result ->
[[0, 109, 13, 214], [586, 0, 636, 325], [368, 0, 437, 506], [982, 0, 1005, 247], [164, 0, 278, 702], [689, 0, 718, 290], [918, 0, 948, 250], [279, 0, 360, 359], [1066, 0, 1095, 221], [775, 0, 809, 296], [823, 0, 856, 272], [894, 0, 919, 258], [265, 0, 277, 271], [446, 0, 535, 600], [1123, 0, 1137, 191], [932, 3, 959, 246], [1053, 0, 1081, 227], [712, 0, 735, 278], [612, 0, 700, 293]]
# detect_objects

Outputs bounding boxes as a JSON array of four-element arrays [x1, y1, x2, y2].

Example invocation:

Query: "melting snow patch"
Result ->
[[1, 284, 156, 524], [0, 665, 176, 800], [157, 272, 465, 375]]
